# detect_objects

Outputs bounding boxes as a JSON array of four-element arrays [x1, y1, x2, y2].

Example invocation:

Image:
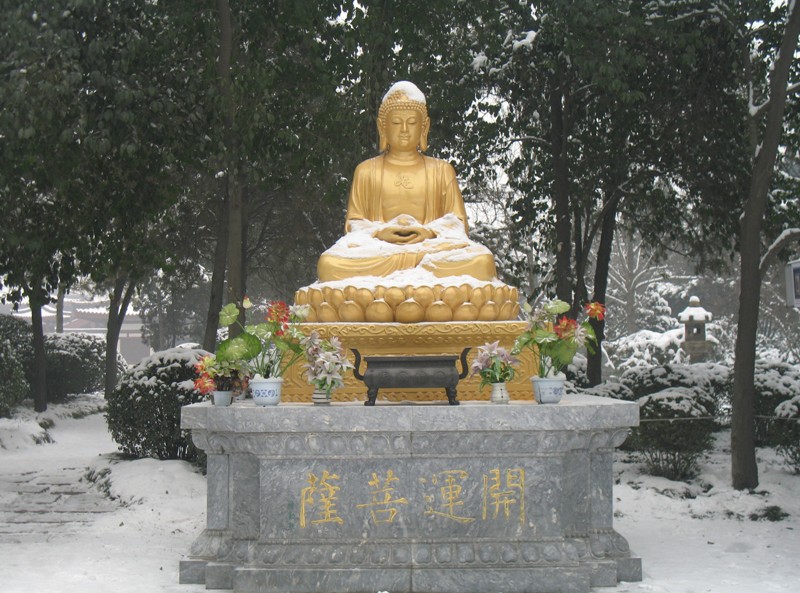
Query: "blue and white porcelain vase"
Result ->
[[531, 375, 565, 404], [250, 376, 283, 406]]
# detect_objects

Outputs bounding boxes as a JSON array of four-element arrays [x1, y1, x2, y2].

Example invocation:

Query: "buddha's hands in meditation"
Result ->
[[373, 214, 437, 244]]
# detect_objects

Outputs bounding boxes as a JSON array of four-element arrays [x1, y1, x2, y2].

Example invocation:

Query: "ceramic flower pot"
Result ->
[[250, 376, 283, 406], [490, 382, 510, 404], [531, 376, 565, 404], [311, 388, 332, 405], [212, 390, 233, 407]]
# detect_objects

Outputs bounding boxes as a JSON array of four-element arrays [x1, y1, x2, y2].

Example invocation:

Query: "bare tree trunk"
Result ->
[[550, 82, 572, 304], [731, 3, 800, 490], [216, 0, 244, 337], [203, 189, 229, 351], [105, 275, 136, 398], [29, 290, 48, 413], [56, 284, 65, 333], [587, 199, 617, 386], [240, 179, 249, 304]]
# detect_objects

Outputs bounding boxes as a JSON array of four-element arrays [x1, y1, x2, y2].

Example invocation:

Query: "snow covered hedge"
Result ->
[[44, 332, 123, 401], [584, 363, 728, 480], [745, 360, 800, 446], [0, 315, 33, 417], [604, 328, 686, 372], [628, 386, 716, 480], [775, 395, 800, 473], [106, 347, 208, 466], [620, 362, 729, 419]]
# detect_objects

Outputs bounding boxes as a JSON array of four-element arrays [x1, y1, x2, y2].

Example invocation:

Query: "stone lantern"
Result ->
[[678, 296, 713, 362]]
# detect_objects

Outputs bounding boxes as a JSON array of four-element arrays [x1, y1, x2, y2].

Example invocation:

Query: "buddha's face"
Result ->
[[384, 108, 425, 152]]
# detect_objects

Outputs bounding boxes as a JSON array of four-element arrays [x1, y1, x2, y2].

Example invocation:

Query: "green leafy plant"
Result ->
[[514, 300, 605, 378]]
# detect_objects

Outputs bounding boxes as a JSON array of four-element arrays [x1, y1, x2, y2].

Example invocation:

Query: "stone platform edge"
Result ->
[[181, 394, 640, 433]]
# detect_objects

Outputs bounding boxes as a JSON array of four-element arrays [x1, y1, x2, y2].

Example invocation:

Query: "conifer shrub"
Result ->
[[44, 332, 114, 401], [742, 360, 800, 446], [620, 363, 729, 420], [0, 315, 33, 417], [106, 347, 208, 467], [580, 380, 635, 401], [774, 395, 800, 473], [628, 386, 716, 480], [618, 364, 723, 479]]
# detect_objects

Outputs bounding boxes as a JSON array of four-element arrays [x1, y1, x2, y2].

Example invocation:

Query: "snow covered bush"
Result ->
[[775, 396, 800, 473], [44, 332, 120, 401], [0, 315, 33, 417], [613, 363, 726, 479], [629, 387, 716, 480], [604, 328, 686, 372], [580, 380, 635, 401], [620, 363, 729, 420], [106, 347, 208, 466], [741, 359, 800, 446]]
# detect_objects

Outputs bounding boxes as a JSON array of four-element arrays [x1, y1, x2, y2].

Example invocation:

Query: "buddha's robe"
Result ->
[[317, 155, 497, 282]]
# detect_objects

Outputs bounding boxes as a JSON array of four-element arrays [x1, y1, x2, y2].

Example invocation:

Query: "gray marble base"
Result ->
[[180, 396, 641, 592]]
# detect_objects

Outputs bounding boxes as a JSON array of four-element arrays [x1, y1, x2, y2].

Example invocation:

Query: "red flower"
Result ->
[[194, 374, 215, 395], [584, 302, 606, 321], [554, 316, 578, 338], [266, 300, 290, 333], [195, 355, 214, 374]]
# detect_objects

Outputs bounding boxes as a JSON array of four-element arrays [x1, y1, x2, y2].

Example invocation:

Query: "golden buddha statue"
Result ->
[[296, 81, 519, 324]]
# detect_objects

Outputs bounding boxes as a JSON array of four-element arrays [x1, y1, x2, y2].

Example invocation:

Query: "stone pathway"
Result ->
[[0, 465, 118, 544]]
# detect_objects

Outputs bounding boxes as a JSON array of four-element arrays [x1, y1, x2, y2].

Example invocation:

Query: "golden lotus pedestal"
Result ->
[[282, 321, 536, 403]]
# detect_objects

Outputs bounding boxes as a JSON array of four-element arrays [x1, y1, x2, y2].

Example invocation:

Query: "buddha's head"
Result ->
[[377, 81, 431, 153]]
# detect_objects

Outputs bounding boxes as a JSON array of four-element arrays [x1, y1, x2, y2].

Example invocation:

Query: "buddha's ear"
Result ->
[[377, 117, 388, 152], [419, 116, 430, 152]]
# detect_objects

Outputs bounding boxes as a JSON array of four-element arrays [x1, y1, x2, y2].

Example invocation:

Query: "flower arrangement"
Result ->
[[193, 354, 245, 395], [301, 331, 353, 397], [470, 341, 519, 389], [514, 299, 606, 378], [240, 300, 309, 379], [194, 298, 309, 396]]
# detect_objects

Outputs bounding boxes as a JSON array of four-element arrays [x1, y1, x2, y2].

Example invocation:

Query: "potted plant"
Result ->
[[193, 355, 246, 407], [470, 341, 519, 404], [514, 299, 605, 403], [207, 297, 309, 406], [239, 300, 308, 405], [301, 331, 353, 404]]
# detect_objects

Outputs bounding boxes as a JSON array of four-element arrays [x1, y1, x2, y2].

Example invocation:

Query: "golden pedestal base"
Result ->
[[282, 321, 537, 403]]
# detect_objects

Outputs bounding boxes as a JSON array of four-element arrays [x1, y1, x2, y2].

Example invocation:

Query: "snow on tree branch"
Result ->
[[760, 227, 800, 278]]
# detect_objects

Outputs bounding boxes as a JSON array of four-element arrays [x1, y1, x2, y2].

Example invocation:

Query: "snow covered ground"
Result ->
[[1, 394, 798, 593]]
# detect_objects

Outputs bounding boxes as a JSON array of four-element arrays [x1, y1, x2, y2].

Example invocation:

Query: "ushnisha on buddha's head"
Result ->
[[376, 81, 431, 153]]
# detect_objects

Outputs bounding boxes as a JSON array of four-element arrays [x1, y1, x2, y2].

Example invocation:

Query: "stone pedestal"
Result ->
[[180, 396, 642, 593]]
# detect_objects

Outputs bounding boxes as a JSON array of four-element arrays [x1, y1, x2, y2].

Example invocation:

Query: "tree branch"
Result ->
[[760, 227, 800, 279], [504, 135, 550, 149]]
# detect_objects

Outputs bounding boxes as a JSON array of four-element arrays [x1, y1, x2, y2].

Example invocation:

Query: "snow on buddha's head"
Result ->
[[382, 81, 427, 105], [378, 81, 428, 123]]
